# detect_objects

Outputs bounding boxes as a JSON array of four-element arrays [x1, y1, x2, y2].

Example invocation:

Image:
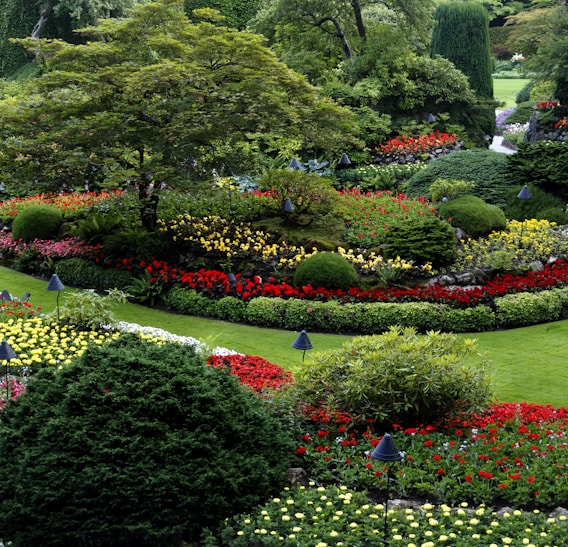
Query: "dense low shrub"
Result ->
[[383, 215, 457, 268], [56, 257, 133, 291], [505, 184, 568, 223], [214, 295, 247, 323], [0, 334, 294, 545], [438, 195, 507, 238], [405, 149, 517, 207], [293, 252, 358, 290], [11, 204, 63, 241], [163, 286, 216, 317], [494, 287, 568, 328], [508, 141, 568, 201], [293, 327, 492, 427]]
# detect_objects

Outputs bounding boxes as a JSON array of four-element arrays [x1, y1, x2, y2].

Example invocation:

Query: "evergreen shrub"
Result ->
[[383, 216, 457, 269], [504, 101, 533, 124], [56, 258, 133, 291], [214, 295, 247, 323], [244, 297, 287, 328], [494, 288, 568, 328], [294, 326, 492, 427], [11, 204, 63, 241], [504, 185, 568, 222], [0, 334, 294, 545], [516, 82, 534, 104], [163, 286, 216, 317], [438, 195, 507, 238], [357, 302, 445, 334], [405, 149, 517, 208], [293, 252, 358, 290]]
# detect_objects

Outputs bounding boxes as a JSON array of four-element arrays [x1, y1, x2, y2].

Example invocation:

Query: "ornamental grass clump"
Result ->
[[0, 334, 294, 545], [293, 326, 492, 427]]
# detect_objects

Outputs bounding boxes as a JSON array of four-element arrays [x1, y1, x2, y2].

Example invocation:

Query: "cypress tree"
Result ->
[[431, 1, 493, 99]]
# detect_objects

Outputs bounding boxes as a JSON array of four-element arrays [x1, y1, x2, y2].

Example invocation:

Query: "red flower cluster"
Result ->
[[535, 101, 559, 110], [206, 354, 293, 392], [376, 131, 460, 157]]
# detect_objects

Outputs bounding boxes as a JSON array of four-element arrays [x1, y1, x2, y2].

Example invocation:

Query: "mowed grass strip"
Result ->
[[1, 267, 566, 407]]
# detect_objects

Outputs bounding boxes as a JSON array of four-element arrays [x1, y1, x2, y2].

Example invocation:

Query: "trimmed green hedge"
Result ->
[[162, 286, 568, 334], [56, 258, 133, 291]]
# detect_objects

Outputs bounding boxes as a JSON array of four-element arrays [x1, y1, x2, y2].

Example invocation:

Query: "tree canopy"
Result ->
[[0, 0, 360, 228]]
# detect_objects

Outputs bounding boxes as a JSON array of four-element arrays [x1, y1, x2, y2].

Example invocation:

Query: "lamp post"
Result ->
[[292, 330, 313, 361], [46, 273, 65, 322], [371, 433, 404, 546], [516, 185, 532, 248], [288, 158, 302, 170], [0, 340, 17, 405], [337, 152, 352, 169]]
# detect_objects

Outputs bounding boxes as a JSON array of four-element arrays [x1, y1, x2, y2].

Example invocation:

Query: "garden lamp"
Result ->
[[337, 152, 352, 168], [516, 185, 532, 248], [46, 273, 65, 322], [0, 340, 17, 404], [292, 330, 313, 361], [371, 433, 404, 547], [282, 197, 294, 213], [1, 290, 11, 302], [288, 157, 302, 170], [227, 273, 237, 294], [426, 113, 436, 123], [517, 185, 532, 200]]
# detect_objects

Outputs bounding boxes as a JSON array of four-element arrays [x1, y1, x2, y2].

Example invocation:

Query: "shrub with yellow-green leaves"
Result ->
[[454, 219, 568, 272]]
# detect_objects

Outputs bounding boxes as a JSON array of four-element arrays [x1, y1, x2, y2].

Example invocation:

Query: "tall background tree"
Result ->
[[0, 0, 139, 77], [184, 0, 262, 29], [0, 0, 360, 228]]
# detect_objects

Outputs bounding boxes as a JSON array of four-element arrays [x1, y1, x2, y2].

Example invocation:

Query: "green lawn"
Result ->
[[493, 78, 531, 109], [1, 267, 566, 407]]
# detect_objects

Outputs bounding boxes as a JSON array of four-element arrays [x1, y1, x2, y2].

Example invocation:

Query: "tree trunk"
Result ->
[[31, 0, 54, 39], [350, 0, 366, 41], [314, 16, 352, 60]]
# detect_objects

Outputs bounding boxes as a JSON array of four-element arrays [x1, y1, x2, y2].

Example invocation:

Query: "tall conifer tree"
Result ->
[[431, 1, 493, 99]]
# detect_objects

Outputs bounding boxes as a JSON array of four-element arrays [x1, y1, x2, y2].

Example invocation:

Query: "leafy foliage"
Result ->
[[293, 252, 358, 290], [56, 257, 134, 291], [11, 204, 63, 241], [438, 195, 507, 239], [0, 334, 294, 544], [383, 215, 457, 269], [405, 149, 517, 208], [293, 326, 492, 426]]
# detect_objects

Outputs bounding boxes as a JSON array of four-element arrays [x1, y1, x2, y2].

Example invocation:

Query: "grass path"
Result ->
[[1, 267, 566, 407]]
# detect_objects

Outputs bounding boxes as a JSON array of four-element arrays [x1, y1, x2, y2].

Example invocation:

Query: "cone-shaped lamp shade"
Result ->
[[282, 197, 294, 212], [0, 340, 17, 361], [46, 274, 65, 291], [337, 152, 352, 167], [427, 113, 436, 123], [289, 157, 302, 170], [227, 273, 236, 286], [292, 330, 313, 351], [517, 185, 532, 200], [1, 289, 11, 301], [371, 433, 404, 462]]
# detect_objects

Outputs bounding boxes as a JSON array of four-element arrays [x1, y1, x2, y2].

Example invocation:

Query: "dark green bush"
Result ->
[[0, 334, 294, 545], [11, 204, 63, 241], [438, 195, 507, 238], [56, 258, 133, 291], [505, 184, 568, 222], [516, 83, 534, 104], [504, 101, 533, 123], [405, 149, 517, 208], [294, 326, 492, 427], [163, 286, 216, 317], [214, 295, 247, 323], [102, 227, 170, 261], [383, 216, 457, 269], [507, 141, 568, 201], [293, 252, 358, 290], [75, 211, 124, 245]]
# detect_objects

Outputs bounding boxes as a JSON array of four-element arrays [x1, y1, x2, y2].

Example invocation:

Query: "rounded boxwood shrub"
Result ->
[[405, 149, 517, 208], [293, 326, 492, 427], [438, 195, 507, 238], [0, 334, 294, 545], [383, 216, 457, 269], [11, 204, 63, 241], [293, 252, 358, 290]]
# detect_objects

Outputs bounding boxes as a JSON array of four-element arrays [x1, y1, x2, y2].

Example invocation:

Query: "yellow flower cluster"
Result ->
[[456, 219, 568, 270], [0, 318, 121, 369], [158, 215, 279, 261]]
